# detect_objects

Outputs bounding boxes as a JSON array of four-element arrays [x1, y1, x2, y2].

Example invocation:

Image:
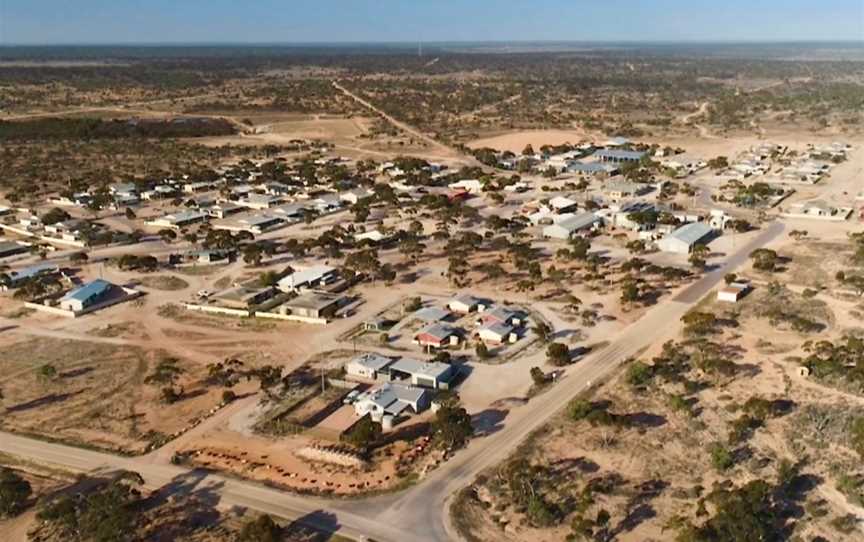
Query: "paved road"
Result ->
[[0, 222, 784, 541]]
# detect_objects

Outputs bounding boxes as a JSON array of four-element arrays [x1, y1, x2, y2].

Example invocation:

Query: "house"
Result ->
[[183, 181, 214, 193], [59, 279, 116, 312], [603, 180, 649, 202], [345, 353, 395, 380], [448, 294, 487, 314], [567, 162, 619, 176], [785, 200, 852, 220], [261, 182, 295, 196], [278, 265, 338, 292], [282, 291, 345, 319], [1, 263, 59, 290], [413, 306, 452, 323], [609, 201, 658, 231], [44, 219, 90, 242], [185, 249, 235, 265], [213, 286, 278, 310], [413, 323, 461, 348], [340, 188, 374, 205], [206, 202, 245, 219], [476, 322, 518, 345], [480, 305, 525, 327], [355, 230, 388, 244], [449, 179, 483, 194], [604, 136, 631, 147], [388, 357, 454, 389], [271, 203, 308, 222], [548, 196, 579, 214], [593, 149, 647, 164], [543, 212, 601, 240], [718, 282, 751, 303], [661, 154, 706, 175], [18, 215, 43, 230], [146, 210, 208, 229], [212, 214, 285, 235], [310, 194, 343, 213], [0, 241, 31, 259], [238, 193, 284, 210], [657, 222, 715, 254], [353, 383, 431, 422]]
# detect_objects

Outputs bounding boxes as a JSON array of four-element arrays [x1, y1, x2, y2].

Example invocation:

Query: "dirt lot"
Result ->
[[0, 337, 234, 453]]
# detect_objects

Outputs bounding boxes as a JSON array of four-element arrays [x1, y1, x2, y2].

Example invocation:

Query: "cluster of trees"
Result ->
[[0, 117, 236, 142], [0, 468, 32, 518]]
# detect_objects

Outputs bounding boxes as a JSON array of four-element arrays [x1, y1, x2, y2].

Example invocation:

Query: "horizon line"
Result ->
[[2, 38, 864, 48]]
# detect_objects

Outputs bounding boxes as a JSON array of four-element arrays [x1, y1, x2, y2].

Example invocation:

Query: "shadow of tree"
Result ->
[[5, 389, 86, 413]]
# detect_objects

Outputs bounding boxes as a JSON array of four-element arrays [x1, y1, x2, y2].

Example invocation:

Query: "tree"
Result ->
[[620, 280, 640, 304], [475, 342, 491, 360], [344, 415, 381, 450], [0, 468, 32, 518], [70, 251, 89, 264], [750, 248, 779, 272], [124, 207, 136, 220], [546, 342, 570, 366], [37, 364, 58, 383], [569, 236, 591, 260], [522, 143, 535, 156], [432, 402, 473, 449], [724, 273, 737, 285], [158, 228, 177, 244], [689, 243, 709, 269], [532, 322, 552, 342], [238, 514, 282, 542], [530, 367, 547, 386], [41, 207, 71, 225]]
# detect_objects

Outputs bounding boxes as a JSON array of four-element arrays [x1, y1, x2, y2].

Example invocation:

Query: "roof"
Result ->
[[389, 358, 452, 380], [280, 265, 336, 288], [62, 279, 112, 302], [8, 263, 58, 281], [567, 162, 618, 173], [450, 294, 484, 308], [479, 322, 515, 338], [550, 212, 600, 232], [549, 196, 578, 209], [238, 214, 284, 227], [0, 241, 27, 254], [413, 306, 451, 322], [287, 291, 343, 310], [604, 180, 642, 193], [483, 305, 523, 323], [667, 222, 714, 245], [359, 383, 426, 415], [415, 323, 458, 341], [348, 353, 393, 372], [593, 149, 647, 161]]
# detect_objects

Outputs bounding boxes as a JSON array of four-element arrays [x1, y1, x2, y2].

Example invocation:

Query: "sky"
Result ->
[[0, 0, 862, 45]]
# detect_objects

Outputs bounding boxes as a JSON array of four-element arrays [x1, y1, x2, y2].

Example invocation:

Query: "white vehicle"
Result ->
[[343, 390, 361, 404], [197, 289, 211, 298]]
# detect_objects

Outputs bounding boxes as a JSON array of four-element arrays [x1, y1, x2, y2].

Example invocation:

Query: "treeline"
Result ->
[[0, 117, 237, 141]]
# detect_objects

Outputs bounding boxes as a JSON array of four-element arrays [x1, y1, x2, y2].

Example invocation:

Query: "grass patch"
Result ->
[[137, 274, 190, 291]]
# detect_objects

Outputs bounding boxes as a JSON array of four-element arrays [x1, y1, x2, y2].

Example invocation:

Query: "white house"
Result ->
[[449, 179, 483, 194], [657, 222, 715, 254], [543, 212, 601, 240]]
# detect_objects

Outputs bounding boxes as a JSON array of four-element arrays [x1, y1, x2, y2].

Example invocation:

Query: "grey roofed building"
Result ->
[[593, 149, 647, 163], [388, 357, 454, 389], [413, 306, 451, 323], [542, 212, 601, 240], [277, 265, 337, 292], [657, 222, 715, 254], [353, 383, 431, 419], [567, 161, 619, 175], [0, 241, 30, 259], [480, 305, 525, 326], [346, 353, 394, 376]]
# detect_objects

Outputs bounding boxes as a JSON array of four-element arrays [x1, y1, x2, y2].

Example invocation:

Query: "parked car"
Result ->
[[343, 389, 361, 404]]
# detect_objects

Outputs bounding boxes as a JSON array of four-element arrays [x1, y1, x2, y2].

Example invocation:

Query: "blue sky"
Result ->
[[1, 0, 862, 45]]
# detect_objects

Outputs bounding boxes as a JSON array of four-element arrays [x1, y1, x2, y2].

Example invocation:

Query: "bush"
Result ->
[[546, 342, 571, 366], [709, 442, 735, 471]]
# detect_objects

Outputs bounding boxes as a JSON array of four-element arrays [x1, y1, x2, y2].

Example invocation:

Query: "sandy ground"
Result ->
[[467, 128, 595, 153]]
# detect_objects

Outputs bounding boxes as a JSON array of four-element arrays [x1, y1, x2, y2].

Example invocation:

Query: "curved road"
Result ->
[[0, 221, 784, 541]]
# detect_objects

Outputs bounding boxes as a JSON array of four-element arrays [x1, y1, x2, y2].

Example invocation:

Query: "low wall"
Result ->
[[256, 312, 328, 325], [184, 304, 251, 317]]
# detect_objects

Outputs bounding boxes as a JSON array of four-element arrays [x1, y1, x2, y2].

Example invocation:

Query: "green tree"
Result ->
[[0, 468, 32, 517], [475, 342, 491, 360], [344, 415, 381, 450], [432, 402, 473, 449], [238, 514, 281, 542], [530, 366, 547, 386], [546, 342, 570, 366]]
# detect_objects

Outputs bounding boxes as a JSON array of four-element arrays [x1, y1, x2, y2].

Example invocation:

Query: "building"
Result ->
[[388, 358, 455, 389], [448, 179, 483, 194], [476, 323, 517, 345], [0, 241, 31, 259], [718, 282, 750, 303], [479, 305, 525, 327], [278, 265, 338, 292], [206, 202, 245, 219], [59, 279, 116, 312], [604, 180, 650, 202], [567, 162, 619, 176], [661, 154, 706, 175], [593, 149, 647, 164], [345, 353, 395, 380], [238, 193, 284, 210], [657, 222, 715, 254], [283, 291, 345, 319], [1, 263, 59, 290], [543, 212, 601, 240], [785, 201, 852, 220], [448, 294, 487, 314], [214, 286, 279, 310], [413, 306, 452, 323], [146, 211, 208, 229], [353, 383, 431, 422], [212, 214, 286, 235], [413, 323, 461, 348], [548, 196, 579, 214]]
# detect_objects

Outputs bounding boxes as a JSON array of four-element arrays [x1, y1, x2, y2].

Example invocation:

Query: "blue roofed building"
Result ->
[[59, 279, 116, 312]]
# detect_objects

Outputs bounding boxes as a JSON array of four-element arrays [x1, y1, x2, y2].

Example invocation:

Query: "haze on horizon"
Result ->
[[1, 0, 862, 46]]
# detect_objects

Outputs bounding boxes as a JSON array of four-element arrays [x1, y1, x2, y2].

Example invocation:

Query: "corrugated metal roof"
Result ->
[[668, 222, 714, 244], [62, 279, 112, 302]]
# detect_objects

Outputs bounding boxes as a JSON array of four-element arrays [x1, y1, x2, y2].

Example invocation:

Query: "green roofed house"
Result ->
[[59, 279, 116, 312]]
